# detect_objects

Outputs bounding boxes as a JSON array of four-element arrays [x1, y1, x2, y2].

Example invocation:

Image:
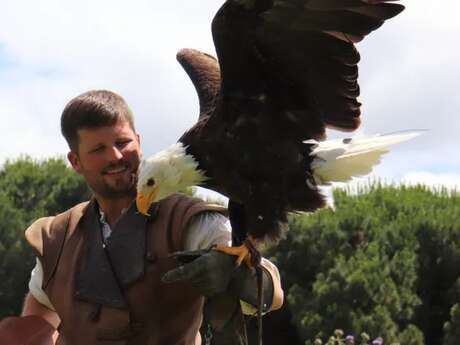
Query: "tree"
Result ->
[[1, 157, 460, 345], [0, 156, 89, 317], [265, 184, 460, 345], [443, 303, 460, 345]]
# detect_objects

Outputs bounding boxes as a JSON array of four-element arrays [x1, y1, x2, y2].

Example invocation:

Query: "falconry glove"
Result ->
[[161, 249, 274, 311]]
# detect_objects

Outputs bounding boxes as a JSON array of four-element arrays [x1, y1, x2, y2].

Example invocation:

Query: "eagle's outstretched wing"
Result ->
[[138, 0, 409, 245], [172, 0, 407, 240], [211, 0, 404, 140], [176, 49, 221, 118]]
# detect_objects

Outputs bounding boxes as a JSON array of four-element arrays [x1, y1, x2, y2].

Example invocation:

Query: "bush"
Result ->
[[265, 184, 460, 345]]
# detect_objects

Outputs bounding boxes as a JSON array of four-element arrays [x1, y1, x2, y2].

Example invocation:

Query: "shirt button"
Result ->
[[146, 252, 158, 263]]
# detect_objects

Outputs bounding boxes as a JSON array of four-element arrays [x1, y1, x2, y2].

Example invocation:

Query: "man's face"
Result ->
[[68, 120, 141, 200]]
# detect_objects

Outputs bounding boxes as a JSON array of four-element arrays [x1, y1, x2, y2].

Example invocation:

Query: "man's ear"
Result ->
[[67, 151, 82, 174]]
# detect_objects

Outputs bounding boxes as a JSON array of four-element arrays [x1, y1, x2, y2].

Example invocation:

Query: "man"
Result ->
[[0, 90, 283, 345]]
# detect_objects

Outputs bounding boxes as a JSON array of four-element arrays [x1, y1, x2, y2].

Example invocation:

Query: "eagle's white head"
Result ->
[[136, 143, 206, 215]]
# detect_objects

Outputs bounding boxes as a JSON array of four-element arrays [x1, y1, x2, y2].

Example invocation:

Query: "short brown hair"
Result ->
[[61, 90, 135, 151]]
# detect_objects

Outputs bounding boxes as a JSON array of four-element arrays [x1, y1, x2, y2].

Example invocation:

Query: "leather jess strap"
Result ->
[[0, 315, 55, 345]]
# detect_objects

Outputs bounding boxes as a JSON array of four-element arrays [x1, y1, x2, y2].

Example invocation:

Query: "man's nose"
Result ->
[[107, 146, 124, 161]]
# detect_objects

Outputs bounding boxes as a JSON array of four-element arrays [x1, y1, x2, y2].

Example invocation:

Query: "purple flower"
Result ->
[[372, 337, 383, 345], [345, 335, 355, 344]]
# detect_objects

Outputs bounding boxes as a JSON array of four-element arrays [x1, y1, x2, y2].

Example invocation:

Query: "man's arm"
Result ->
[[22, 257, 60, 335], [0, 293, 58, 345], [22, 293, 60, 329], [165, 211, 284, 312], [24, 218, 60, 325], [0, 217, 60, 344], [0, 259, 60, 345]]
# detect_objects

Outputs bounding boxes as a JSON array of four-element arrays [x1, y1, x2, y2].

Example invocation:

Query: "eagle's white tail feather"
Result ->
[[307, 130, 424, 185]]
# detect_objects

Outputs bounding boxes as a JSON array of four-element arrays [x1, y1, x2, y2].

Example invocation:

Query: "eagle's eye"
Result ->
[[147, 178, 155, 187]]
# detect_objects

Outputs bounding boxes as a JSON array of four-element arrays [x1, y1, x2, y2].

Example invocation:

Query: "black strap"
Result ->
[[201, 295, 248, 345]]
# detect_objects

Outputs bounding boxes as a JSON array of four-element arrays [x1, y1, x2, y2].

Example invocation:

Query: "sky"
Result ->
[[0, 0, 459, 197]]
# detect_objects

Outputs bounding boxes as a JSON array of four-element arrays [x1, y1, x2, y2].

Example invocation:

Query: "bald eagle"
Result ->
[[136, 0, 415, 266]]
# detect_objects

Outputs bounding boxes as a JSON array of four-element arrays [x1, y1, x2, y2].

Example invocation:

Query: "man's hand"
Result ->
[[162, 249, 237, 297], [0, 315, 55, 345], [161, 249, 275, 313]]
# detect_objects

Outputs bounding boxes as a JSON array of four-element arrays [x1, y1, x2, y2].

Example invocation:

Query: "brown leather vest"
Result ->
[[36, 193, 226, 345]]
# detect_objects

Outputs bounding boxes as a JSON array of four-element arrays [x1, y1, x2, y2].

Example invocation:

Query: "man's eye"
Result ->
[[116, 140, 131, 148], [90, 146, 104, 153], [147, 178, 155, 187]]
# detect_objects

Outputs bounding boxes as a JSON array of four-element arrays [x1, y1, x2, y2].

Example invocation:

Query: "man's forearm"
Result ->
[[228, 257, 284, 315], [0, 314, 56, 345], [230, 265, 274, 313], [163, 250, 284, 312], [22, 293, 60, 329], [2, 292, 61, 344]]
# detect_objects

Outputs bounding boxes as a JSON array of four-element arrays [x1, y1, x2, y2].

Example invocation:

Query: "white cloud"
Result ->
[[0, 0, 458, 191], [401, 171, 460, 192], [0, 0, 223, 163], [330, 171, 460, 197]]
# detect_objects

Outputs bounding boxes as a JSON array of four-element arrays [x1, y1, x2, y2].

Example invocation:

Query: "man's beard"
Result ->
[[87, 162, 139, 199], [96, 172, 138, 199]]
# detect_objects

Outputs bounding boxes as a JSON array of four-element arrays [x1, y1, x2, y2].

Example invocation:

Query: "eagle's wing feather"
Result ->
[[308, 130, 423, 184], [211, 0, 404, 139], [176, 48, 221, 118]]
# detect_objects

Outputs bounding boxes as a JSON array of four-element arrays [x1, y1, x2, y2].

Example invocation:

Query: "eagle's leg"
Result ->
[[214, 236, 260, 269], [214, 200, 264, 344], [214, 200, 261, 269]]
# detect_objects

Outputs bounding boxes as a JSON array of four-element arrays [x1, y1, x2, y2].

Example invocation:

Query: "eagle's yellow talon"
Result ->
[[214, 243, 253, 269]]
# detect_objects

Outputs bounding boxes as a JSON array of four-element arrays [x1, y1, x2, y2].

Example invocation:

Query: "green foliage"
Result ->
[[0, 156, 89, 317], [0, 156, 90, 220], [266, 184, 460, 345], [0, 190, 29, 317], [443, 303, 460, 345], [1, 156, 460, 345]]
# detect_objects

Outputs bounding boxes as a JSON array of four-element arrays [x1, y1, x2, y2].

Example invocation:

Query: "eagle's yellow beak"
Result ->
[[136, 187, 158, 216]]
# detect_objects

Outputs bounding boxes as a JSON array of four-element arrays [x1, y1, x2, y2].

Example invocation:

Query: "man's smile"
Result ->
[[104, 167, 128, 175], [102, 164, 130, 175]]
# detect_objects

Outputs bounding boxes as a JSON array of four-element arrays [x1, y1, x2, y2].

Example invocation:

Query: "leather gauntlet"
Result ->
[[162, 249, 274, 310]]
